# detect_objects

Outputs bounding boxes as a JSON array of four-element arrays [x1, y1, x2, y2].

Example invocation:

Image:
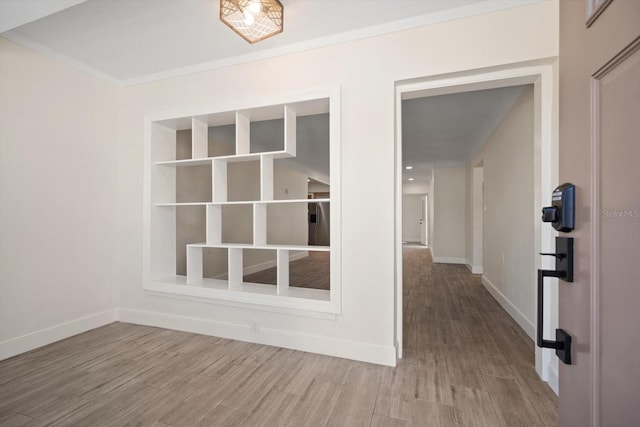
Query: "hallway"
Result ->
[[402, 246, 557, 426], [0, 247, 557, 426]]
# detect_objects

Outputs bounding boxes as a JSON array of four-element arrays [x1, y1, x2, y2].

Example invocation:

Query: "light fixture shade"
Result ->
[[220, 0, 284, 44]]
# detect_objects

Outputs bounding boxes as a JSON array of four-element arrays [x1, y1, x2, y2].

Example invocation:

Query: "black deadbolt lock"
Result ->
[[542, 183, 575, 232]]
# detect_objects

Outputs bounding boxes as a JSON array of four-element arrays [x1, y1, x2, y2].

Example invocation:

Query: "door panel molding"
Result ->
[[589, 36, 640, 426], [586, 0, 613, 28]]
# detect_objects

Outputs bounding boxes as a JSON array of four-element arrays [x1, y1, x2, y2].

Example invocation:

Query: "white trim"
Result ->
[[465, 263, 484, 274], [119, 308, 397, 367], [122, 1, 541, 86], [0, 306, 395, 365], [143, 86, 342, 317], [0, 309, 118, 360], [481, 276, 535, 340], [548, 363, 559, 395], [394, 85, 404, 360], [2, 1, 541, 87], [394, 60, 558, 383], [0, 32, 122, 86], [590, 75, 602, 427], [146, 281, 336, 314], [432, 257, 466, 264], [404, 236, 422, 243]]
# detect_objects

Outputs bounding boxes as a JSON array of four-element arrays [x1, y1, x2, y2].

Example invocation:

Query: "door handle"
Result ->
[[537, 237, 573, 364]]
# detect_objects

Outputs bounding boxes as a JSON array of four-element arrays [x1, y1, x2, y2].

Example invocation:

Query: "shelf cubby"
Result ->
[[145, 90, 339, 313]]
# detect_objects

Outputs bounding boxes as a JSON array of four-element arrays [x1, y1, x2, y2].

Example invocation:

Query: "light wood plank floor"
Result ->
[[0, 246, 557, 426], [243, 251, 330, 290]]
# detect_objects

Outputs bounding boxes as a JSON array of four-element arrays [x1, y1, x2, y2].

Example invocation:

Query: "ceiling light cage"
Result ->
[[220, 0, 284, 44]]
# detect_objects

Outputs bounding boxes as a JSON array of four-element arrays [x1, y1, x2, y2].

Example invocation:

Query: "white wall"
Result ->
[[308, 181, 330, 193], [467, 85, 536, 338], [402, 194, 423, 242], [0, 0, 558, 363], [432, 168, 467, 263], [0, 38, 119, 358], [402, 181, 429, 194]]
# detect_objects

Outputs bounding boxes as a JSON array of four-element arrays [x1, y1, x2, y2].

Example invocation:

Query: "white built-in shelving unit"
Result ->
[[143, 88, 340, 314]]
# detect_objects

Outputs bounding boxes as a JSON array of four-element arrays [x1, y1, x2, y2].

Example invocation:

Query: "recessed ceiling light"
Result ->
[[405, 166, 413, 170], [408, 178, 414, 181]]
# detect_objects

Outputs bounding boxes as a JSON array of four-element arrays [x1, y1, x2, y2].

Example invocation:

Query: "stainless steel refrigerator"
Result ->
[[308, 202, 330, 246]]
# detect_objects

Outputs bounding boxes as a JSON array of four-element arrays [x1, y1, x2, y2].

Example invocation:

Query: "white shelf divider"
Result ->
[[212, 159, 228, 202], [228, 248, 243, 289], [186, 246, 203, 285], [284, 105, 296, 156], [253, 203, 267, 246], [192, 118, 208, 159], [156, 202, 209, 207], [188, 242, 329, 251], [236, 111, 250, 155], [146, 89, 339, 314], [155, 158, 212, 167], [255, 198, 330, 205], [277, 249, 289, 295], [260, 155, 274, 201], [206, 204, 222, 245]]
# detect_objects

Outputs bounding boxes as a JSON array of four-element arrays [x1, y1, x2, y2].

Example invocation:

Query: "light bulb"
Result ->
[[243, 9, 255, 26], [247, 1, 262, 14]]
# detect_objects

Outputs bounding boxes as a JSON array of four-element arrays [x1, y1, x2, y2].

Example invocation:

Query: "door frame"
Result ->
[[471, 162, 484, 274], [421, 195, 428, 247], [394, 59, 559, 391]]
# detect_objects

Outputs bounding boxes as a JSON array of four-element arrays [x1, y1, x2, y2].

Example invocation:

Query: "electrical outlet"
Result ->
[[250, 321, 259, 335], [502, 253, 505, 265]]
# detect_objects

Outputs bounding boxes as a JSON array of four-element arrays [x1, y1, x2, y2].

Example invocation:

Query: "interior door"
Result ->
[[420, 195, 427, 246], [559, 1, 640, 426]]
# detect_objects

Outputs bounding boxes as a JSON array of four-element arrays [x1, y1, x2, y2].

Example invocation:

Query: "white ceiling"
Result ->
[[402, 85, 528, 187], [0, 0, 540, 85], [0, 1, 537, 188]]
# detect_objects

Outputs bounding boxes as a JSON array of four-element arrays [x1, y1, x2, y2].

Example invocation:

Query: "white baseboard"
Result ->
[[119, 308, 397, 367], [403, 236, 421, 243], [547, 363, 559, 395], [213, 251, 309, 279], [465, 263, 483, 274], [0, 309, 118, 360], [481, 275, 535, 340], [432, 257, 466, 264]]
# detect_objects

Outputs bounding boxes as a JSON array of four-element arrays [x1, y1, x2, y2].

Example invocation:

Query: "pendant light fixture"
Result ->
[[220, 0, 284, 44]]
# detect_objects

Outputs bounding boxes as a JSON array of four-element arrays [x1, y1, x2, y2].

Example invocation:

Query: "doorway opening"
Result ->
[[401, 193, 428, 246], [394, 61, 559, 392]]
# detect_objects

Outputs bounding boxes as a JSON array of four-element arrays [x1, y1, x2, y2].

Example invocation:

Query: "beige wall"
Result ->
[[0, 38, 119, 351], [466, 85, 535, 335], [116, 3, 557, 355], [432, 168, 466, 262], [0, 0, 558, 361], [308, 181, 329, 193]]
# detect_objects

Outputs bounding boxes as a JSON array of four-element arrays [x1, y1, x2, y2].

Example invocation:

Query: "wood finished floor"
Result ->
[[243, 251, 330, 290], [0, 246, 557, 426]]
